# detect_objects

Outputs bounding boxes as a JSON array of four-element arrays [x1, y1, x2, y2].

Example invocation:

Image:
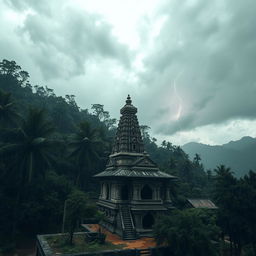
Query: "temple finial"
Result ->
[[126, 94, 132, 105]]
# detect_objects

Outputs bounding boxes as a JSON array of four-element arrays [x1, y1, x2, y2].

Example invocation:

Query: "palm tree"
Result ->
[[193, 153, 201, 165], [69, 121, 103, 189], [214, 164, 232, 176], [0, 108, 59, 184], [214, 165, 236, 201], [0, 108, 60, 239]]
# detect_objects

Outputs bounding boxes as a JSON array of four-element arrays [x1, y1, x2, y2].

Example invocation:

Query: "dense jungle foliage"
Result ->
[[0, 59, 256, 255]]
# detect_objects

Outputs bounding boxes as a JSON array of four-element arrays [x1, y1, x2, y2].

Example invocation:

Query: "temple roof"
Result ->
[[94, 168, 175, 179]]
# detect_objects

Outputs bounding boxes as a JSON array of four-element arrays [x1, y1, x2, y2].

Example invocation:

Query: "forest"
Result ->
[[0, 59, 256, 256]]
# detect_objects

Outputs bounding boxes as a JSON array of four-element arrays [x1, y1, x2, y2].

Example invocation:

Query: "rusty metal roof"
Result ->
[[187, 199, 218, 209]]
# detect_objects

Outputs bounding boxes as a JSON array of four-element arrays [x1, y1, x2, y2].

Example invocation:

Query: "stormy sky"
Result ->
[[1, 0, 256, 145]]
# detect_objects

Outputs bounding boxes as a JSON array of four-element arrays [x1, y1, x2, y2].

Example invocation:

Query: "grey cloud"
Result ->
[[9, 2, 131, 79], [140, 0, 256, 135], [158, 114, 197, 135]]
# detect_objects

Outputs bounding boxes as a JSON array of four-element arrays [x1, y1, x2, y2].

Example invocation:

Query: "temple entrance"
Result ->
[[141, 184, 153, 199], [121, 185, 129, 200], [142, 213, 154, 229]]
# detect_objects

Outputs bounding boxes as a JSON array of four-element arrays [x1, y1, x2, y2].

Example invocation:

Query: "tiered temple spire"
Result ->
[[112, 95, 144, 154]]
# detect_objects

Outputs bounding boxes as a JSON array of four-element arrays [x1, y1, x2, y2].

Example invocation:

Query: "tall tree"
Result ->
[[65, 190, 97, 245], [69, 121, 103, 189], [0, 108, 59, 184], [91, 104, 116, 129], [0, 108, 60, 241], [193, 153, 201, 166], [0, 59, 29, 86], [213, 165, 248, 255], [241, 171, 256, 255]]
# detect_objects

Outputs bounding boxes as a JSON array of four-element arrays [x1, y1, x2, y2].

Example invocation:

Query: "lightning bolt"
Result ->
[[173, 71, 183, 120]]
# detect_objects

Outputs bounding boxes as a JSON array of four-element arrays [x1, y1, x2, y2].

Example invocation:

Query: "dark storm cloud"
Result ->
[[2, 0, 256, 141], [4, 0, 131, 79], [141, 0, 256, 135]]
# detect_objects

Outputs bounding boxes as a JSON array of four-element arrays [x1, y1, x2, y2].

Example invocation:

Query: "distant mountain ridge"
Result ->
[[182, 136, 256, 177]]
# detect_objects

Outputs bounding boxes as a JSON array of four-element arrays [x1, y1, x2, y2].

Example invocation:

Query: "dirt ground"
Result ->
[[87, 224, 156, 249]]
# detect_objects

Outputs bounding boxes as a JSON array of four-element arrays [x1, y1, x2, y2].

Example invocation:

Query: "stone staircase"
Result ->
[[139, 248, 151, 256], [120, 206, 137, 240]]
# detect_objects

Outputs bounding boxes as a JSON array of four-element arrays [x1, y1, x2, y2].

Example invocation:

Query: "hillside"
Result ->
[[182, 136, 256, 177]]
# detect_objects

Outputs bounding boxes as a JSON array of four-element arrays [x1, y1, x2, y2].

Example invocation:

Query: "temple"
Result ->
[[94, 95, 176, 240]]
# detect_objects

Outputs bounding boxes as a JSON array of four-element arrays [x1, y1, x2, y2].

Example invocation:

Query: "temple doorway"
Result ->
[[142, 213, 154, 229], [121, 185, 129, 200], [141, 184, 153, 199]]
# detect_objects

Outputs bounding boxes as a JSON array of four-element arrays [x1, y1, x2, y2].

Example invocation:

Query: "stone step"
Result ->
[[140, 249, 151, 256], [124, 226, 132, 229], [123, 233, 137, 239], [124, 230, 135, 233]]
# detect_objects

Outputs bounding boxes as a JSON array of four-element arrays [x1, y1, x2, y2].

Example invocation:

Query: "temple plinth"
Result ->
[[94, 95, 176, 240]]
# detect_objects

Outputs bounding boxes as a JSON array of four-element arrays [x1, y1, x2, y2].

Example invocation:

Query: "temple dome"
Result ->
[[120, 95, 137, 115]]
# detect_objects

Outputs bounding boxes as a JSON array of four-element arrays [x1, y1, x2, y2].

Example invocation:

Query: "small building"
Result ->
[[94, 95, 176, 240]]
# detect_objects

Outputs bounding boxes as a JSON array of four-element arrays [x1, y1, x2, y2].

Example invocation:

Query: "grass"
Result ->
[[46, 233, 125, 254]]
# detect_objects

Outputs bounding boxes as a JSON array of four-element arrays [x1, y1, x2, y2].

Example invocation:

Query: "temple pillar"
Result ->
[[132, 183, 141, 200], [155, 187, 160, 200], [116, 183, 122, 200], [165, 187, 171, 202], [110, 183, 114, 200], [102, 183, 106, 199]]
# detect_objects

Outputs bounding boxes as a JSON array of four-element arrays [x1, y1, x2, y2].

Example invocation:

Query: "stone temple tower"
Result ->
[[94, 95, 175, 240]]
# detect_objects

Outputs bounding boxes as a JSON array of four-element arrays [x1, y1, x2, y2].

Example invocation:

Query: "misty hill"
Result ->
[[182, 136, 256, 177]]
